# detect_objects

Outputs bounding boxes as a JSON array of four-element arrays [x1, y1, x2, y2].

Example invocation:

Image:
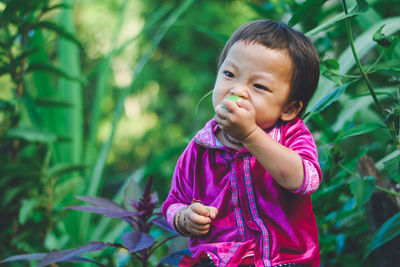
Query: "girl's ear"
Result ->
[[280, 101, 303, 122]]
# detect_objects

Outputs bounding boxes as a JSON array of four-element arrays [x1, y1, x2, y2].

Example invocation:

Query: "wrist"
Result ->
[[174, 209, 191, 236], [242, 126, 261, 144]]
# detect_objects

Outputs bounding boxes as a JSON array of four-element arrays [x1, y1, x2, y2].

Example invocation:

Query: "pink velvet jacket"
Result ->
[[162, 118, 322, 267]]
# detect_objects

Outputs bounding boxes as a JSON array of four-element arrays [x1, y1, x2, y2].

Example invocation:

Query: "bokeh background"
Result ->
[[1, 0, 400, 266]]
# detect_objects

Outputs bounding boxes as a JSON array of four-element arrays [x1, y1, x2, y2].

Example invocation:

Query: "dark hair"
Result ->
[[218, 19, 320, 116]]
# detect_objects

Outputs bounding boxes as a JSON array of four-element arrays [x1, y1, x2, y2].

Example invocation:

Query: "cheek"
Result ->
[[212, 79, 225, 107], [211, 92, 217, 109]]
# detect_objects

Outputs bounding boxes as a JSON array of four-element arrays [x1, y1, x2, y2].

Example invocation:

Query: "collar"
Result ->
[[194, 119, 281, 149], [194, 119, 223, 149]]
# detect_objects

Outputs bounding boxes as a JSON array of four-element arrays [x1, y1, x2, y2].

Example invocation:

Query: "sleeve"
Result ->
[[161, 140, 197, 229], [165, 203, 188, 232], [282, 118, 322, 195]]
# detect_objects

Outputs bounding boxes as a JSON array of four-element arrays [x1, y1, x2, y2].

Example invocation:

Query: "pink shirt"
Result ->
[[162, 118, 322, 267]]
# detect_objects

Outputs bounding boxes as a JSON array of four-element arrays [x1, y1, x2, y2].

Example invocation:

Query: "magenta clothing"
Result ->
[[162, 118, 322, 267]]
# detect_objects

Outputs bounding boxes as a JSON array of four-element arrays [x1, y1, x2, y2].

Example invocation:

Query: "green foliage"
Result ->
[[1, 0, 400, 266], [365, 212, 400, 258], [348, 176, 375, 208]]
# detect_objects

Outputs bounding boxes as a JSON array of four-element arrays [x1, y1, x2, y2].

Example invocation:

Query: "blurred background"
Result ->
[[1, 0, 400, 266]]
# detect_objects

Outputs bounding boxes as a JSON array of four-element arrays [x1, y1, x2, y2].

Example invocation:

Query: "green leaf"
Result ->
[[3, 185, 28, 207], [7, 127, 57, 143], [19, 199, 38, 225], [33, 21, 83, 49], [307, 17, 400, 114], [0, 163, 42, 178], [335, 122, 384, 142], [123, 176, 142, 210], [43, 3, 71, 13], [376, 150, 400, 171], [35, 97, 73, 108], [47, 163, 87, 178], [308, 82, 350, 114], [306, 12, 358, 37], [288, 0, 327, 27], [354, 0, 369, 12], [53, 177, 83, 205], [321, 59, 343, 85], [14, 47, 39, 64], [26, 62, 86, 83], [348, 176, 375, 208], [325, 58, 340, 70], [373, 25, 391, 47], [246, 2, 276, 17], [0, 99, 14, 111], [190, 25, 229, 42], [0, 65, 10, 76], [382, 154, 400, 182], [365, 212, 400, 258]]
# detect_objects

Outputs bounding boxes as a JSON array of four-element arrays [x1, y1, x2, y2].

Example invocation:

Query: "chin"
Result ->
[[258, 121, 277, 130]]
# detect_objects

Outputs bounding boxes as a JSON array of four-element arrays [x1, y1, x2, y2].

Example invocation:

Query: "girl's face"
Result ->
[[212, 41, 299, 130]]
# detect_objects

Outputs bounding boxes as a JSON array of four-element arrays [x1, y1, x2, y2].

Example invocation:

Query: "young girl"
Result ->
[[162, 19, 322, 267]]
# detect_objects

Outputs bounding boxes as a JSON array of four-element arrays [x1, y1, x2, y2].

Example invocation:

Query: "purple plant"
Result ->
[[1, 175, 178, 267]]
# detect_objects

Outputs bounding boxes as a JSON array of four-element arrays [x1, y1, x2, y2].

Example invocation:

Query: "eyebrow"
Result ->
[[222, 60, 238, 70]]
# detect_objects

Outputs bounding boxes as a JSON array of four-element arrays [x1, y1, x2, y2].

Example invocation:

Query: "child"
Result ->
[[162, 19, 322, 267]]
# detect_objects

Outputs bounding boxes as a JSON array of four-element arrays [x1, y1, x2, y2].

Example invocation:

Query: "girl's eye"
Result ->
[[254, 83, 269, 91], [223, 71, 235, 78]]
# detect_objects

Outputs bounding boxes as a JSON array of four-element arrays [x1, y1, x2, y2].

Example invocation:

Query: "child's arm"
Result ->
[[215, 98, 304, 191], [242, 127, 304, 191], [161, 139, 219, 236]]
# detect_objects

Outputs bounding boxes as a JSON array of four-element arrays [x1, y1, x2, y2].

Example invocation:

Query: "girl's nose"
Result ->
[[231, 84, 248, 98]]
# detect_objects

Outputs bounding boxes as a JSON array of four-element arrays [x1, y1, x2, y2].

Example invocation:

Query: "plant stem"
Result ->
[[341, 0, 397, 147], [397, 88, 400, 148], [375, 185, 400, 198], [149, 235, 178, 254], [341, 0, 382, 115], [338, 162, 400, 198]]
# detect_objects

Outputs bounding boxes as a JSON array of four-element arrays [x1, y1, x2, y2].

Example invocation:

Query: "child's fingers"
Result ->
[[189, 202, 219, 219], [187, 219, 210, 232], [208, 207, 218, 219], [183, 204, 218, 236], [185, 216, 211, 236], [189, 202, 211, 217], [221, 98, 239, 112], [236, 98, 254, 112], [215, 105, 229, 121], [187, 207, 211, 224], [188, 227, 210, 236]]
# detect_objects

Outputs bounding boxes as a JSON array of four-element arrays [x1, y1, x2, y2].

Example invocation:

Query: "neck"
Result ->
[[222, 131, 242, 146]]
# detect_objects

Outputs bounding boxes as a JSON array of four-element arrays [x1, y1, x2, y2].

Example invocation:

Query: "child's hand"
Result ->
[[181, 203, 218, 236], [215, 97, 258, 141]]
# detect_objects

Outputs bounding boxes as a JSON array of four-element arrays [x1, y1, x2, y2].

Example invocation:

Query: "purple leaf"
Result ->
[[122, 232, 154, 253], [143, 175, 154, 200], [65, 206, 139, 218], [151, 218, 176, 233], [38, 242, 109, 267], [160, 248, 192, 265], [130, 199, 140, 210], [1, 253, 46, 263], [150, 192, 158, 205], [63, 256, 107, 266], [0, 254, 106, 266], [75, 195, 126, 211]]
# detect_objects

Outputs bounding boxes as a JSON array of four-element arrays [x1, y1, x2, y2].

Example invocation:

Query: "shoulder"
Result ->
[[282, 117, 310, 133], [280, 117, 316, 148], [176, 120, 217, 166]]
